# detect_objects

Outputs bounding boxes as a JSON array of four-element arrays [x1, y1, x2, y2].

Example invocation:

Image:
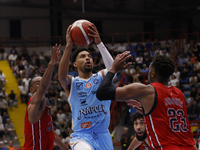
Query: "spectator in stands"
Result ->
[[28, 68, 35, 78], [153, 38, 161, 49], [135, 41, 144, 52], [173, 67, 180, 80], [38, 63, 46, 76], [190, 74, 198, 88], [145, 39, 152, 50], [62, 128, 69, 139], [187, 101, 192, 121], [18, 82, 29, 104], [149, 46, 157, 59], [169, 74, 179, 87], [16, 61, 25, 79], [57, 109, 66, 130], [127, 42, 135, 51], [116, 43, 126, 53], [162, 43, 170, 53], [190, 86, 197, 100], [6, 140, 14, 150], [22, 74, 31, 88], [8, 50, 18, 67], [135, 53, 143, 68], [24, 61, 33, 75], [143, 47, 149, 57], [196, 87, 200, 104], [0, 141, 7, 150], [30, 50, 38, 59], [130, 48, 137, 60], [120, 127, 131, 150], [0, 89, 8, 100], [0, 121, 7, 143], [5, 119, 15, 141], [2, 112, 9, 126], [180, 63, 190, 80], [143, 52, 152, 67], [193, 59, 200, 75], [177, 53, 185, 69], [133, 66, 142, 82], [191, 53, 197, 65], [159, 49, 169, 57], [8, 90, 17, 110], [49, 101, 57, 115], [109, 43, 117, 52], [0, 96, 8, 115], [0, 71, 5, 90], [0, 45, 5, 60], [197, 72, 200, 83], [188, 40, 195, 52], [190, 100, 199, 121], [20, 56, 26, 66], [10, 46, 17, 55], [193, 43, 199, 56], [141, 64, 149, 77]]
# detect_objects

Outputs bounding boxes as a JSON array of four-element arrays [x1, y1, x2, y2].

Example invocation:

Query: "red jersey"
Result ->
[[23, 97, 55, 150], [144, 83, 195, 150]]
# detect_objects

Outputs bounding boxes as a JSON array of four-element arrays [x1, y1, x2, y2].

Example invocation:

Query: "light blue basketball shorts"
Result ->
[[70, 129, 114, 150]]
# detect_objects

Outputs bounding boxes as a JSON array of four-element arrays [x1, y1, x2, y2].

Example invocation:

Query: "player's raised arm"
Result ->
[[28, 44, 60, 123], [88, 23, 113, 76], [58, 25, 73, 89]]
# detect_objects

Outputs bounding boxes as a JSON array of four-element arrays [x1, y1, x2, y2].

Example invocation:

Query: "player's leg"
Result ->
[[72, 140, 94, 150]]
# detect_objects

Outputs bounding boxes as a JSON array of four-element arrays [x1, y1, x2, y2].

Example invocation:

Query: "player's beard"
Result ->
[[136, 130, 147, 141], [84, 64, 92, 72]]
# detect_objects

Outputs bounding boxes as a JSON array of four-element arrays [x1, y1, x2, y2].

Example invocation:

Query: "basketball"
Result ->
[[71, 19, 94, 47]]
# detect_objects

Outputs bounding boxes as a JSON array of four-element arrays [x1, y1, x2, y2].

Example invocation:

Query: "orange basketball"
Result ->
[[71, 19, 94, 47]]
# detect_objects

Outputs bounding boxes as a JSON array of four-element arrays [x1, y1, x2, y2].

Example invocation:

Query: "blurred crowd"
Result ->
[[0, 37, 200, 148]]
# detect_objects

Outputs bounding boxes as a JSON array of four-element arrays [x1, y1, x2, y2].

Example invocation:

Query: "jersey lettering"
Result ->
[[78, 105, 107, 120]]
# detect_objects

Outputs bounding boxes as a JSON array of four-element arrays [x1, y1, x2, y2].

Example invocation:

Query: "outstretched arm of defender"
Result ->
[[28, 44, 60, 123], [96, 51, 155, 114], [58, 25, 73, 89]]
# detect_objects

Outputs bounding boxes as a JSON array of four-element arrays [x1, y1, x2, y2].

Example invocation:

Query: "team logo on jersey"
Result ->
[[91, 91, 97, 95], [85, 83, 91, 88], [77, 92, 87, 97], [76, 82, 83, 90], [81, 122, 92, 129], [46, 121, 54, 132], [93, 79, 99, 84]]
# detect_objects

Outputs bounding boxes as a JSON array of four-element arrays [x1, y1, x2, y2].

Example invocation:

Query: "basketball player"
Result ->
[[128, 111, 151, 150], [96, 52, 196, 150], [23, 44, 69, 150], [58, 24, 114, 150]]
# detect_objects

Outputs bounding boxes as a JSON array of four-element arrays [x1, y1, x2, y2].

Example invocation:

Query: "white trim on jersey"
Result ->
[[39, 120, 42, 150], [145, 124, 155, 149], [149, 115, 163, 150], [68, 76, 74, 129], [31, 124, 35, 150]]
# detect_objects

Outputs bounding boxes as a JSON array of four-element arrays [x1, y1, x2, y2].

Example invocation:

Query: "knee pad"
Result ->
[[72, 140, 93, 150]]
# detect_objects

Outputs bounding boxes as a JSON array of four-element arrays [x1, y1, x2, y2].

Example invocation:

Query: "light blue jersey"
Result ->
[[69, 71, 114, 150], [68, 71, 111, 132]]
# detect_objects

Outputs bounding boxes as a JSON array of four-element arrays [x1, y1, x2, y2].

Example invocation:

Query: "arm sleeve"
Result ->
[[96, 72, 116, 101], [97, 42, 113, 71]]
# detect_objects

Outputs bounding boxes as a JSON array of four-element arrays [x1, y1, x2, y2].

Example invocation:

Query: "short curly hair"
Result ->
[[71, 48, 91, 63], [151, 55, 175, 79], [130, 111, 143, 123]]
